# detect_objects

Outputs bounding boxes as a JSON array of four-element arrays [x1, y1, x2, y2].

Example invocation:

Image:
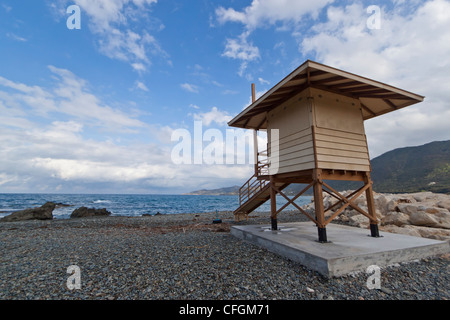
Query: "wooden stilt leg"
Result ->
[[270, 177, 277, 230], [364, 172, 380, 237], [313, 170, 327, 242]]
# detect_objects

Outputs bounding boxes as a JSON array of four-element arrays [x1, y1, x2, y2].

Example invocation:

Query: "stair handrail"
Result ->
[[238, 173, 268, 207]]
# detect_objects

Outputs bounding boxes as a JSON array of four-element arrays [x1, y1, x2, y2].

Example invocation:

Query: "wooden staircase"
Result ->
[[234, 174, 290, 220]]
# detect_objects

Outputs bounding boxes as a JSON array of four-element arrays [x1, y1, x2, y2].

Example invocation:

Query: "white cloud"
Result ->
[[54, 0, 166, 72], [192, 107, 232, 126], [216, 1, 332, 76], [6, 33, 27, 42], [131, 63, 147, 72], [216, 0, 333, 30], [0, 66, 146, 131], [222, 32, 260, 62], [180, 83, 199, 93], [258, 77, 270, 85], [222, 89, 239, 95], [221, 31, 260, 78], [135, 80, 149, 91], [0, 68, 253, 193], [2, 4, 12, 12]]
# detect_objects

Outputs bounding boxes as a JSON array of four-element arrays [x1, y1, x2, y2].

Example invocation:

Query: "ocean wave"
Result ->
[[93, 200, 112, 204]]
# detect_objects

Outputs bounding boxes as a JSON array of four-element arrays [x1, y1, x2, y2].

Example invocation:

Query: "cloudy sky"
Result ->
[[0, 0, 449, 194]]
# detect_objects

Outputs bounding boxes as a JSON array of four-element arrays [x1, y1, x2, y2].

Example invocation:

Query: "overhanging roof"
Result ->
[[228, 60, 425, 130]]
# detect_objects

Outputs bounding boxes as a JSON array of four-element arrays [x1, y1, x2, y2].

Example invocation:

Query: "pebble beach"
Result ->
[[0, 210, 449, 301]]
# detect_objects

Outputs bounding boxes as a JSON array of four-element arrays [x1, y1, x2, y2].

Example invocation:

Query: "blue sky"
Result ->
[[0, 0, 449, 194]]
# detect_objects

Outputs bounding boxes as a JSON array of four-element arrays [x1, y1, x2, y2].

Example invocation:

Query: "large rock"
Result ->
[[408, 211, 439, 227], [380, 225, 422, 238], [0, 202, 56, 222], [380, 224, 450, 241], [70, 207, 112, 218], [381, 211, 410, 227], [437, 200, 450, 211]]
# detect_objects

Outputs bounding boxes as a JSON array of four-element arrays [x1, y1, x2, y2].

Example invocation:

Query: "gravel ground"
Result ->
[[0, 210, 449, 300]]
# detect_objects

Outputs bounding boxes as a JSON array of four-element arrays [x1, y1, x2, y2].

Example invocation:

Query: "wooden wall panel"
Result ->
[[267, 89, 315, 175], [311, 88, 371, 172]]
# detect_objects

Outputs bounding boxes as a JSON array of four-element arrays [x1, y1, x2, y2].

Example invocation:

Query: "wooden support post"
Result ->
[[252, 83, 259, 176], [270, 177, 277, 230], [364, 172, 380, 237], [313, 169, 327, 242]]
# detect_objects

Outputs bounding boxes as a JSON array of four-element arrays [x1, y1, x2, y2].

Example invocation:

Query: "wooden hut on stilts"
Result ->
[[228, 60, 424, 243]]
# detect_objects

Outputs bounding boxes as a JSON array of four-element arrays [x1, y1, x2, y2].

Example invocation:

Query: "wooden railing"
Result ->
[[238, 149, 270, 207], [238, 174, 268, 207], [257, 149, 269, 176]]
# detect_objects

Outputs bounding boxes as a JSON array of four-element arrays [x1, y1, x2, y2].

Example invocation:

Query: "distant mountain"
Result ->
[[370, 140, 450, 193], [183, 185, 240, 195], [186, 140, 450, 195]]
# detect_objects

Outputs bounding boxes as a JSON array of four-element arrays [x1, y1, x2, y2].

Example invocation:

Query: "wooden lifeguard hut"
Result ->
[[228, 60, 424, 242]]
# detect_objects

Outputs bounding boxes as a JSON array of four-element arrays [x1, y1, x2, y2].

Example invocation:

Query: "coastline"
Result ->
[[0, 210, 449, 300]]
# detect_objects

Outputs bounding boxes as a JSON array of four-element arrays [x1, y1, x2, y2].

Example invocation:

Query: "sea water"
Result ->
[[0, 193, 312, 219]]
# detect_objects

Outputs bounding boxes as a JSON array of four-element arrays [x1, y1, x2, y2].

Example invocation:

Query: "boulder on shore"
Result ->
[[70, 207, 112, 218], [0, 202, 56, 222], [303, 191, 450, 240]]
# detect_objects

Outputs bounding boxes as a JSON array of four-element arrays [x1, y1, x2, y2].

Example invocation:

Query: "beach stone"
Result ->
[[386, 199, 399, 213], [381, 211, 410, 227], [432, 211, 450, 229], [374, 194, 389, 214], [406, 225, 450, 241], [437, 200, 450, 211], [0, 202, 55, 222], [412, 192, 436, 202], [348, 214, 369, 228], [379, 225, 422, 238], [70, 207, 112, 218], [397, 204, 420, 215], [408, 211, 439, 227]]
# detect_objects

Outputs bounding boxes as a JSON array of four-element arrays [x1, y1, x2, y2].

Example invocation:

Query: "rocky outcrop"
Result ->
[[70, 207, 112, 218], [303, 191, 450, 241], [0, 202, 56, 222]]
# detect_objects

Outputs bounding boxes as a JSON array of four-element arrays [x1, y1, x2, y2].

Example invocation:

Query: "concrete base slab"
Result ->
[[231, 222, 450, 278]]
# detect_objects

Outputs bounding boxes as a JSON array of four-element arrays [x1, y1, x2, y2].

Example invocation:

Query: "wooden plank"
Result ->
[[315, 140, 368, 153], [273, 149, 315, 163], [315, 133, 368, 147], [315, 127, 367, 141], [321, 171, 365, 181], [316, 147, 369, 159], [269, 162, 315, 175], [383, 98, 398, 110], [317, 154, 370, 165], [360, 102, 377, 117], [268, 142, 314, 159], [270, 132, 312, 149], [311, 75, 346, 85], [317, 161, 370, 172], [271, 154, 316, 167], [270, 142, 314, 158], [339, 84, 375, 92]]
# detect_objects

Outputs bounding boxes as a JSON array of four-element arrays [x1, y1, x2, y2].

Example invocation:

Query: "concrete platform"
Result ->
[[231, 222, 450, 278]]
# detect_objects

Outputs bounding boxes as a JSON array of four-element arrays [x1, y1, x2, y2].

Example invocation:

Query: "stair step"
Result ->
[[234, 180, 291, 216]]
